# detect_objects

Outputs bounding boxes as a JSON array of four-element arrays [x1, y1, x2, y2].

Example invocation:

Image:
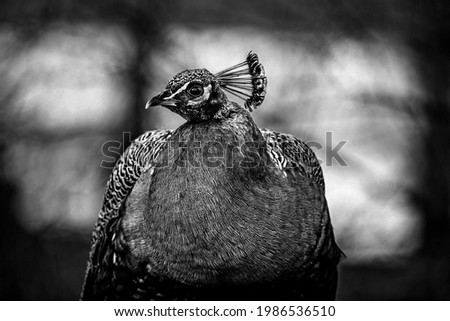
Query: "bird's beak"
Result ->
[[145, 89, 175, 109]]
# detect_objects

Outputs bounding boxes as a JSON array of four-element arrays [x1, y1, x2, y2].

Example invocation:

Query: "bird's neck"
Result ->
[[164, 104, 268, 170]]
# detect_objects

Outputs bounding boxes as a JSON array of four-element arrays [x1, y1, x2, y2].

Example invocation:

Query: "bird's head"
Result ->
[[146, 68, 223, 121], [146, 52, 267, 121]]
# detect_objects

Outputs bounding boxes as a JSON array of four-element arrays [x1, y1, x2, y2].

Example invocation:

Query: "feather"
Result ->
[[215, 51, 267, 111]]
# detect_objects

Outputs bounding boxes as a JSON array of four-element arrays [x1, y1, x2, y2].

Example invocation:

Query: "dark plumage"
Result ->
[[81, 52, 342, 300]]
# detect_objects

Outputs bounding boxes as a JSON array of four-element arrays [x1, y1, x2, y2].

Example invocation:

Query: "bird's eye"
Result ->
[[187, 84, 204, 98]]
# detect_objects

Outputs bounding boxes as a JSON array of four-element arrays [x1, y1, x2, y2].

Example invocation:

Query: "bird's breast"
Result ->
[[121, 124, 325, 285]]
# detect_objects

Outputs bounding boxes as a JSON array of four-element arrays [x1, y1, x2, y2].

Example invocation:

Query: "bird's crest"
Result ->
[[215, 51, 267, 112]]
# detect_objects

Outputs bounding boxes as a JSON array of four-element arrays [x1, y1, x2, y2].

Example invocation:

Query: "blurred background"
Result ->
[[0, 0, 449, 300]]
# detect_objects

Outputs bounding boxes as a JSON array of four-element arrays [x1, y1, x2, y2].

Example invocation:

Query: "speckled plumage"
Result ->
[[81, 52, 341, 300]]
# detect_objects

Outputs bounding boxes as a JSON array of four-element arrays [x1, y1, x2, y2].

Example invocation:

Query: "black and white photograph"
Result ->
[[0, 0, 449, 317]]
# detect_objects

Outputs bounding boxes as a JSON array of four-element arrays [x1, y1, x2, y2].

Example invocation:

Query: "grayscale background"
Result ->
[[0, 0, 449, 300]]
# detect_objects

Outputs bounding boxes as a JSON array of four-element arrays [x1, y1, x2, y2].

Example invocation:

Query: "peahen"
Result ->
[[81, 52, 342, 300]]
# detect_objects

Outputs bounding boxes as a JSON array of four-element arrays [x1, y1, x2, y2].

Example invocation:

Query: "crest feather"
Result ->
[[215, 51, 267, 111]]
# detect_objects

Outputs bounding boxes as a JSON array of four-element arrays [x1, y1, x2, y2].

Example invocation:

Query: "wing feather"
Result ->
[[81, 129, 172, 299], [260, 128, 325, 192]]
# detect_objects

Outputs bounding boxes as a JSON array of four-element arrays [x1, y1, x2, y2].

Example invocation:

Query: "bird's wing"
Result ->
[[262, 128, 344, 299], [260, 128, 325, 191], [81, 129, 173, 300]]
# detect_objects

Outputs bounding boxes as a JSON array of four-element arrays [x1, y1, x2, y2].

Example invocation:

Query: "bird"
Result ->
[[81, 51, 342, 300]]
